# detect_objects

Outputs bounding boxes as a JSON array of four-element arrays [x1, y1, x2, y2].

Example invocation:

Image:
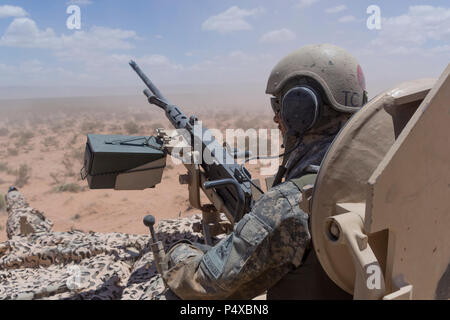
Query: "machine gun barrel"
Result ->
[[129, 60, 167, 102]]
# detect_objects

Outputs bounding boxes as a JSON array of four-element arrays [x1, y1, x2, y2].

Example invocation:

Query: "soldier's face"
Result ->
[[271, 96, 287, 135], [273, 113, 287, 135]]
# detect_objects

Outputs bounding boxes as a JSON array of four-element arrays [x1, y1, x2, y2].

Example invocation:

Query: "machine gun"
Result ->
[[128, 60, 255, 244], [82, 61, 256, 245]]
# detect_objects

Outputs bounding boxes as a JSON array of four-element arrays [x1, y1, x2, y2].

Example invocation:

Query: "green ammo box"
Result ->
[[82, 134, 166, 190]]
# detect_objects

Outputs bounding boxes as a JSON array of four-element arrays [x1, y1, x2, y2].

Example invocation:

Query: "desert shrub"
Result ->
[[69, 134, 79, 145], [234, 119, 253, 131], [64, 119, 75, 128], [55, 183, 83, 193], [31, 116, 45, 127], [62, 156, 75, 177], [14, 164, 31, 188], [70, 146, 85, 163], [50, 123, 63, 133], [124, 121, 140, 134], [50, 172, 60, 185], [20, 131, 34, 140], [132, 112, 152, 122], [43, 136, 59, 148], [7, 148, 18, 156], [0, 193, 5, 212], [215, 112, 232, 122], [15, 131, 34, 147], [0, 127, 9, 137], [108, 124, 122, 133], [0, 162, 9, 172], [71, 213, 81, 220], [81, 120, 104, 133]]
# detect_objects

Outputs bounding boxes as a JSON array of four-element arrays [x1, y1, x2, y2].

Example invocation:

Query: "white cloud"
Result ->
[[0, 13, 190, 87], [0, 62, 14, 73], [373, 5, 450, 47], [0, 5, 28, 18], [296, 0, 319, 9], [66, 0, 93, 5], [338, 15, 356, 23], [228, 50, 256, 63], [325, 5, 346, 14], [0, 18, 58, 48], [140, 54, 183, 70], [260, 28, 296, 44], [0, 17, 137, 52], [61, 26, 138, 51], [367, 5, 450, 56], [20, 59, 44, 74], [0, 8, 275, 88], [202, 6, 264, 33], [189, 51, 272, 72], [430, 45, 450, 54]]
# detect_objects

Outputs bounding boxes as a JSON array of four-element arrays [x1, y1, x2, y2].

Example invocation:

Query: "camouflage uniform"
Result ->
[[161, 116, 348, 300], [0, 190, 205, 300]]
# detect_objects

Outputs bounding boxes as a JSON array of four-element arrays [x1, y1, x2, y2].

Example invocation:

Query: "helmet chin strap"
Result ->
[[272, 121, 326, 187], [272, 132, 304, 187]]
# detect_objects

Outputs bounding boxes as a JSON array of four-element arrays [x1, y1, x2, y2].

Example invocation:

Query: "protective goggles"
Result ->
[[270, 97, 281, 114]]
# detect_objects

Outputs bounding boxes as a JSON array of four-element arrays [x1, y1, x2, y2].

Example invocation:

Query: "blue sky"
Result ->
[[0, 0, 449, 97]]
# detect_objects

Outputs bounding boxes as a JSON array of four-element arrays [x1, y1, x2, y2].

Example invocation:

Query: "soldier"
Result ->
[[160, 44, 368, 299], [0, 44, 367, 300]]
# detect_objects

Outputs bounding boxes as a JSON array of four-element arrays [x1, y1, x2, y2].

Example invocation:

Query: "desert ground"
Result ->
[[0, 91, 279, 242]]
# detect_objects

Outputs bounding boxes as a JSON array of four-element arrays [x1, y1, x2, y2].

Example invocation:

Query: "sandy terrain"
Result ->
[[0, 93, 278, 242]]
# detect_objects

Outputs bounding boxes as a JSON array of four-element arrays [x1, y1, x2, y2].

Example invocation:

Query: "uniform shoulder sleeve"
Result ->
[[164, 181, 311, 300]]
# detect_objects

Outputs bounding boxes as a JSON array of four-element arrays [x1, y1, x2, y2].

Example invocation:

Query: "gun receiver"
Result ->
[[129, 60, 253, 233]]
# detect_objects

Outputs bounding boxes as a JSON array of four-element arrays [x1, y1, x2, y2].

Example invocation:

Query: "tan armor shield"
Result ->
[[310, 65, 450, 299]]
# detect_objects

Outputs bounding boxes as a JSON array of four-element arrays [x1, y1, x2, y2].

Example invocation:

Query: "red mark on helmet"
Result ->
[[357, 65, 366, 91]]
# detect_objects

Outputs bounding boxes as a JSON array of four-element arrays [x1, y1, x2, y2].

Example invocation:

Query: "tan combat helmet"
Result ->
[[266, 44, 368, 113]]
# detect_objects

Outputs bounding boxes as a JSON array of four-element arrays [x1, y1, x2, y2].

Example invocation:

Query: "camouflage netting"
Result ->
[[0, 190, 208, 300]]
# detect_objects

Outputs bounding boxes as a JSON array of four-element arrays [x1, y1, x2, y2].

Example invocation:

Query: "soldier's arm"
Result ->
[[162, 181, 311, 300]]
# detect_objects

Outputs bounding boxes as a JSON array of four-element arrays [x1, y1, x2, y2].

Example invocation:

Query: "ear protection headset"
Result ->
[[278, 85, 322, 137]]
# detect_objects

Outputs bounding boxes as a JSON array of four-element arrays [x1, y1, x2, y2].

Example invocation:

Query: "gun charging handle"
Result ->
[[143, 215, 167, 276], [143, 89, 167, 109]]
